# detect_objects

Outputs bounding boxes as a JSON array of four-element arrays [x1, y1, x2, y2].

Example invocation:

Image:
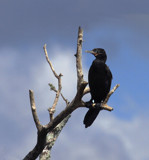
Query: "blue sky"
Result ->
[[0, 0, 149, 160]]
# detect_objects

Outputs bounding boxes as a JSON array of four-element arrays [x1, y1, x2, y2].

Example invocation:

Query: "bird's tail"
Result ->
[[83, 107, 101, 128]]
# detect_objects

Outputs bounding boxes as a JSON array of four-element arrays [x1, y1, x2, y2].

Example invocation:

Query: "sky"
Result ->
[[0, 0, 149, 160]]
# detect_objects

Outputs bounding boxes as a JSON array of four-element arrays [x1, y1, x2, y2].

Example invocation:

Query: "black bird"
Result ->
[[84, 48, 112, 128]]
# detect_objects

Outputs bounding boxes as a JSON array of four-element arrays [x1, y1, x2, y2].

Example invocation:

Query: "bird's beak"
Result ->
[[85, 50, 98, 56]]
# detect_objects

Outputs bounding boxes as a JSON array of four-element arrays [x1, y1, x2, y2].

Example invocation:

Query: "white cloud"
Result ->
[[98, 113, 149, 160]]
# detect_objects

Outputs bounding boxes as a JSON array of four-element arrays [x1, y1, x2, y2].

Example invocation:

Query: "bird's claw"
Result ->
[[85, 101, 101, 109], [92, 103, 101, 109]]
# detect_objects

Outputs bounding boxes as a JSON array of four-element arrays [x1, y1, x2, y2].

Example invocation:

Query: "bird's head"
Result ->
[[86, 48, 107, 62]]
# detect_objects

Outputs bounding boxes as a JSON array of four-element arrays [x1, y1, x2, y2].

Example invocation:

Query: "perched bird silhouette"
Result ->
[[84, 48, 112, 128]]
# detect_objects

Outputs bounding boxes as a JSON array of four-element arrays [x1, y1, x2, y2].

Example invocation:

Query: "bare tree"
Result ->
[[23, 27, 119, 160]]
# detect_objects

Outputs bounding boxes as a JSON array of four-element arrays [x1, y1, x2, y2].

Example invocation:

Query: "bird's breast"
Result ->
[[88, 60, 112, 102]]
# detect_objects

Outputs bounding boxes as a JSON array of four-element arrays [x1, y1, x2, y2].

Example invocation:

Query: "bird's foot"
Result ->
[[92, 103, 101, 109], [85, 101, 102, 109]]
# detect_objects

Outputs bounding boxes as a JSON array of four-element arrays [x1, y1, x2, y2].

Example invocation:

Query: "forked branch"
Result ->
[[43, 44, 63, 121], [24, 27, 119, 160]]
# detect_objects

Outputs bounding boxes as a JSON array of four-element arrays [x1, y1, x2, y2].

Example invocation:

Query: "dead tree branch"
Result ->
[[43, 44, 59, 78], [23, 27, 119, 160], [104, 84, 120, 104], [75, 26, 85, 89], [43, 44, 63, 121], [49, 83, 69, 106], [101, 84, 120, 111], [23, 27, 87, 160], [29, 90, 42, 131]]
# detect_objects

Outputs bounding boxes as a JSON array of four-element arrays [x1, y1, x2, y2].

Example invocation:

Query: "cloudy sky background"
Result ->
[[0, 0, 149, 159]]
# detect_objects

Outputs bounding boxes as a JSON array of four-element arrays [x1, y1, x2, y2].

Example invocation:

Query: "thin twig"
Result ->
[[83, 87, 90, 95], [104, 84, 120, 104], [43, 44, 59, 78], [43, 44, 63, 121], [60, 93, 70, 106], [29, 90, 42, 131], [49, 83, 69, 106], [48, 74, 62, 121], [100, 104, 113, 111], [99, 84, 120, 111]]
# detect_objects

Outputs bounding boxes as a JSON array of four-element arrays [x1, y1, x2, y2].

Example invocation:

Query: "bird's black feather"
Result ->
[[84, 48, 112, 128], [83, 107, 101, 128]]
